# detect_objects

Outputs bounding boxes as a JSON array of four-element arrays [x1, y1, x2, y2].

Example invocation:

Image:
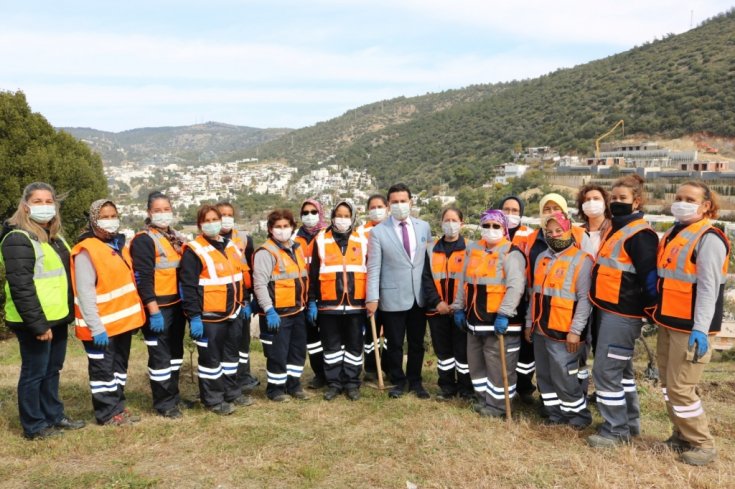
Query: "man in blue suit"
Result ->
[[366, 183, 433, 399]]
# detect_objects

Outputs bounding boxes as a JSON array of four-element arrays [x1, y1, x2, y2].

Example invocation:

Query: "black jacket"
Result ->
[[421, 236, 467, 310], [0, 222, 74, 335]]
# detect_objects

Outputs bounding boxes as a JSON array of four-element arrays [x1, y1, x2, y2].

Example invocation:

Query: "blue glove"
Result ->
[[189, 316, 204, 339], [494, 314, 509, 335], [92, 330, 109, 348], [688, 330, 708, 359], [306, 301, 318, 325], [149, 311, 165, 333], [240, 302, 253, 319], [644, 270, 659, 305], [266, 308, 281, 332], [453, 310, 467, 330]]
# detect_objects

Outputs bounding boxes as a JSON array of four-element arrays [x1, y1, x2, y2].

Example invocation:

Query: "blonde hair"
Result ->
[[7, 182, 63, 243], [681, 181, 720, 219]]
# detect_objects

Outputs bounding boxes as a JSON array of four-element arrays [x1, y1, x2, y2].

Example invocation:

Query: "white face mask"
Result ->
[[333, 217, 352, 233], [505, 214, 522, 229], [671, 201, 701, 223], [201, 221, 222, 238], [368, 207, 386, 223], [97, 218, 120, 234], [442, 222, 461, 238], [301, 213, 319, 228], [272, 227, 293, 243], [150, 212, 174, 228], [221, 216, 235, 231], [28, 204, 56, 224], [582, 200, 606, 218], [390, 202, 410, 221], [482, 228, 505, 244]]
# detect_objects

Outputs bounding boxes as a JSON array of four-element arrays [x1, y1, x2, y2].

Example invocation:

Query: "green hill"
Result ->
[[250, 9, 735, 191]]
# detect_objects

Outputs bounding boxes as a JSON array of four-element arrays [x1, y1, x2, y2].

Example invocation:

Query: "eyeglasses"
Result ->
[[301, 210, 319, 216], [480, 223, 502, 229]]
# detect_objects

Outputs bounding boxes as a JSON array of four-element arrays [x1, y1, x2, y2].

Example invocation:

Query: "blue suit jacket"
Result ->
[[366, 216, 432, 311]]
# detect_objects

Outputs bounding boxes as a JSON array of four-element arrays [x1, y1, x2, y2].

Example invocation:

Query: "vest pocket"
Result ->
[[595, 267, 621, 304], [485, 284, 505, 313], [548, 296, 573, 333], [661, 279, 693, 320], [353, 274, 366, 300], [203, 284, 227, 313], [320, 273, 338, 301], [275, 280, 297, 308]]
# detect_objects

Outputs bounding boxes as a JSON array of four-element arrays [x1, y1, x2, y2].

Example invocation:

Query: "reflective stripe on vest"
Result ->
[[187, 239, 244, 286], [144, 230, 181, 270], [139, 229, 181, 306], [0, 231, 70, 323], [294, 234, 314, 268], [594, 219, 650, 272], [316, 229, 368, 310], [462, 239, 511, 331], [260, 239, 308, 316], [427, 238, 465, 314]]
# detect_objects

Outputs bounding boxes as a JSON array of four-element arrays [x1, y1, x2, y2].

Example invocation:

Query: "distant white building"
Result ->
[[494, 164, 529, 184]]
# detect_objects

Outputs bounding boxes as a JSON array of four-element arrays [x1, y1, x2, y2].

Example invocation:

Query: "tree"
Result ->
[[0, 90, 108, 239]]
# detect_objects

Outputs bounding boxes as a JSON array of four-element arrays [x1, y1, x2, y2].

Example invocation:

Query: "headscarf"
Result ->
[[543, 211, 572, 235], [300, 198, 328, 236], [87, 199, 119, 242], [480, 209, 509, 239], [499, 195, 525, 217], [538, 193, 569, 217]]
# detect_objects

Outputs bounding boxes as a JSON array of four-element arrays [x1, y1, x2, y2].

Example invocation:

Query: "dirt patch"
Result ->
[[700, 380, 735, 402]]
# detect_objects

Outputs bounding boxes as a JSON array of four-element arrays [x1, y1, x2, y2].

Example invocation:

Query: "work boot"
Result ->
[[662, 433, 692, 453], [54, 416, 86, 430], [435, 391, 456, 402], [24, 426, 63, 440], [345, 388, 360, 401], [307, 375, 326, 389], [290, 389, 311, 400], [121, 409, 141, 423], [207, 402, 235, 415], [323, 387, 341, 401], [103, 413, 132, 426], [681, 447, 717, 466], [477, 406, 505, 418], [518, 391, 535, 405], [159, 407, 183, 419], [363, 371, 378, 382], [587, 434, 625, 449], [270, 393, 291, 403], [231, 395, 254, 407]]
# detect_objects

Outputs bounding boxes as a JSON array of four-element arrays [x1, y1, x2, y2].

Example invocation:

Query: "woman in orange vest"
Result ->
[[452, 209, 526, 417], [421, 207, 473, 401], [216, 201, 259, 397], [72, 199, 146, 426], [586, 175, 658, 449], [180, 204, 251, 415], [651, 182, 729, 466], [525, 211, 594, 429], [294, 198, 328, 389], [253, 209, 310, 402], [129, 191, 188, 419], [307, 201, 367, 401], [576, 184, 612, 254]]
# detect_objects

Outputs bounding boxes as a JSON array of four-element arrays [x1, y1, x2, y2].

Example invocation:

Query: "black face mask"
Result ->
[[547, 236, 574, 253], [610, 202, 634, 217]]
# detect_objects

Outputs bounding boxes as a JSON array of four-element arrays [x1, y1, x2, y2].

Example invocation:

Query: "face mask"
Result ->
[[610, 202, 634, 217], [547, 236, 574, 253], [302, 213, 319, 228], [368, 207, 386, 223], [332, 217, 352, 233], [482, 228, 504, 244], [505, 214, 522, 229], [390, 202, 410, 220], [582, 200, 606, 218], [221, 216, 235, 231], [671, 201, 701, 223], [150, 212, 174, 228], [28, 205, 56, 224], [442, 222, 461, 238], [97, 218, 120, 234], [272, 227, 293, 243], [201, 221, 222, 238]]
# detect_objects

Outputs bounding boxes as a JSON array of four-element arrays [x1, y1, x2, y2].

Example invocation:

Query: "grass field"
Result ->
[[0, 329, 734, 489]]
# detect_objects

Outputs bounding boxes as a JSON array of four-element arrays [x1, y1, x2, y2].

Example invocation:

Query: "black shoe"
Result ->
[[241, 377, 261, 392], [410, 385, 430, 400], [587, 391, 598, 404], [54, 416, 86, 430], [270, 393, 291, 403], [388, 385, 405, 399], [159, 407, 183, 419], [24, 426, 63, 440], [178, 398, 197, 409], [363, 371, 378, 382], [518, 391, 535, 405], [231, 395, 254, 406], [323, 387, 341, 401], [307, 376, 327, 389], [436, 391, 456, 402], [207, 402, 234, 415], [346, 388, 360, 401], [290, 389, 311, 400], [458, 391, 475, 402]]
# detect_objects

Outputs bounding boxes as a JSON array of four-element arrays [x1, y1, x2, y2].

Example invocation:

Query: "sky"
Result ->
[[1, 0, 732, 132]]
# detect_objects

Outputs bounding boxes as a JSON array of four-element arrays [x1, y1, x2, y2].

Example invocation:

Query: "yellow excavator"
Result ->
[[595, 119, 624, 159]]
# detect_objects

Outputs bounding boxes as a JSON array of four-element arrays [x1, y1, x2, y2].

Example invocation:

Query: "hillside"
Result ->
[[62, 122, 292, 166], [251, 9, 735, 190]]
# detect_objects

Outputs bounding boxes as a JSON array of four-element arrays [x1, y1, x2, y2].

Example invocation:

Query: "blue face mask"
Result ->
[[201, 221, 222, 238]]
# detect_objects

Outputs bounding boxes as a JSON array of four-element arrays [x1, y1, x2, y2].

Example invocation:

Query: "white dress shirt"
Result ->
[[391, 215, 416, 261]]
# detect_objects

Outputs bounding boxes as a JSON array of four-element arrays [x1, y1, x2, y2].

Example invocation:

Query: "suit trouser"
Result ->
[[306, 312, 325, 379], [143, 303, 185, 413], [320, 313, 363, 390], [468, 333, 520, 414], [533, 331, 592, 427], [428, 314, 472, 396], [364, 310, 389, 374], [382, 302, 426, 387], [195, 318, 241, 407], [592, 310, 642, 439], [235, 315, 259, 389], [657, 326, 714, 448], [516, 335, 536, 395], [83, 331, 132, 424], [260, 314, 307, 399]]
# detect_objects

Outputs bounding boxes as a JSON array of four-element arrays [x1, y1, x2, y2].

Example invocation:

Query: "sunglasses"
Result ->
[[301, 210, 319, 216], [480, 223, 503, 229]]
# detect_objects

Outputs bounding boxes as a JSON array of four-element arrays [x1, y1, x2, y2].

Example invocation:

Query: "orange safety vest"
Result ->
[[72, 237, 146, 340], [258, 238, 308, 316], [653, 219, 730, 334], [511, 225, 533, 256], [229, 232, 253, 291], [589, 218, 656, 318], [426, 237, 466, 317], [315, 229, 368, 311], [183, 235, 244, 322], [294, 233, 316, 270], [531, 245, 590, 342], [130, 228, 182, 307]]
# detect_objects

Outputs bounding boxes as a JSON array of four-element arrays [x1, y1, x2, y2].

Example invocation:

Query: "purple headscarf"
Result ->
[[300, 198, 328, 236], [480, 209, 509, 239]]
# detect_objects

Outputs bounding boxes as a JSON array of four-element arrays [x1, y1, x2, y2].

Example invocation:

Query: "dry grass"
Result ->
[[0, 332, 734, 489]]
